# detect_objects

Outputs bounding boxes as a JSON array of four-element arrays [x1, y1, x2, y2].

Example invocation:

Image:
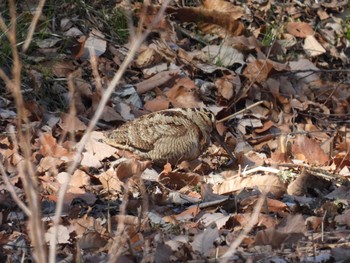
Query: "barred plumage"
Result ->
[[104, 108, 216, 164]]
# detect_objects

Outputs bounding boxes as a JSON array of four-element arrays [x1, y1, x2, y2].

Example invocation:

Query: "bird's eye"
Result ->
[[209, 112, 216, 123], [199, 108, 216, 123]]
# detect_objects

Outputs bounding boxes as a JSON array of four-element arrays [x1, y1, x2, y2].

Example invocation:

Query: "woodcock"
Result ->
[[104, 108, 234, 165]]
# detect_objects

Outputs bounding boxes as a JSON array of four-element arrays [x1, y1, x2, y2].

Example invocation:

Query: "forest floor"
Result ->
[[0, 0, 350, 262]]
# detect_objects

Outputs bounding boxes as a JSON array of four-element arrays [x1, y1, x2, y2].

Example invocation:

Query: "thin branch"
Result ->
[[0, 162, 31, 216], [48, 1, 172, 262], [217, 101, 265, 123], [23, 0, 46, 52], [221, 193, 266, 262]]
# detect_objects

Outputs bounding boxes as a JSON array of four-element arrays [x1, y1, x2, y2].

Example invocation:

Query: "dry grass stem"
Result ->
[[0, 1, 47, 261], [48, 1, 172, 262], [217, 101, 265, 123], [22, 0, 46, 51], [221, 192, 267, 262]]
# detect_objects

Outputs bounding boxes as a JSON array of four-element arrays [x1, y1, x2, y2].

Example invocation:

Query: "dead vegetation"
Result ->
[[0, 0, 350, 262]]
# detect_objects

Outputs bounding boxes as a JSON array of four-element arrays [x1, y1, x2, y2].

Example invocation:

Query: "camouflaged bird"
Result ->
[[104, 108, 219, 164]]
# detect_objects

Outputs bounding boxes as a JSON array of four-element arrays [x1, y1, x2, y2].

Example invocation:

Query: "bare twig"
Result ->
[[217, 101, 265, 123], [0, 162, 31, 216], [221, 192, 266, 262], [22, 0, 46, 51], [0, 1, 47, 262], [48, 1, 172, 262]]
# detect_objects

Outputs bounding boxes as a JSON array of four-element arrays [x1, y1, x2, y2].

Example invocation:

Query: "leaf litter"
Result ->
[[0, 0, 350, 262]]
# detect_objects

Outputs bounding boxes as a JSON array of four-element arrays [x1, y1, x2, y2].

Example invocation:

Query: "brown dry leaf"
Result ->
[[239, 151, 265, 168], [0, 137, 15, 160], [333, 153, 350, 170], [237, 118, 263, 135], [58, 113, 87, 132], [291, 135, 330, 164], [142, 63, 168, 77], [70, 169, 90, 188], [286, 22, 314, 38], [201, 45, 244, 67], [41, 60, 75, 77], [174, 206, 200, 221], [305, 216, 323, 231], [99, 169, 122, 192], [213, 174, 286, 198], [135, 69, 180, 94], [69, 216, 105, 237], [23, 100, 44, 121], [287, 170, 332, 196], [83, 131, 117, 161], [80, 152, 102, 168], [254, 120, 275, 133], [254, 228, 302, 249], [320, 0, 348, 8], [115, 159, 151, 182], [144, 95, 170, 112], [317, 9, 330, 20], [233, 213, 278, 229], [158, 172, 201, 190], [39, 133, 74, 159], [78, 232, 107, 250], [202, 0, 243, 16], [38, 156, 64, 173], [45, 225, 70, 244], [162, 3, 245, 37], [200, 213, 231, 229], [303, 35, 326, 57], [50, 173, 97, 206], [335, 209, 350, 227], [99, 105, 123, 122], [226, 35, 263, 51], [254, 214, 305, 248], [191, 224, 219, 257], [79, 29, 106, 60], [166, 78, 205, 108], [215, 75, 236, 100], [70, 77, 93, 114], [265, 198, 288, 213], [135, 46, 162, 68], [243, 59, 273, 83]]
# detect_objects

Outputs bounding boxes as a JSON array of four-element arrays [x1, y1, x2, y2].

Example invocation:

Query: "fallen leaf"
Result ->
[[286, 22, 314, 38], [213, 174, 286, 198], [166, 78, 205, 108], [45, 225, 70, 244], [303, 35, 326, 57], [158, 171, 201, 190], [99, 169, 123, 192], [115, 159, 151, 182], [135, 69, 180, 94], [191, 224, 219, 256], [79, 29, 106, 59], [291, 135, 329, 164], [78, 232, 107, 250], [58, 113, 87, 132]]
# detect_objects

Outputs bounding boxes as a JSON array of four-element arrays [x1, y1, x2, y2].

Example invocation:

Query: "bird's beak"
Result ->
[[211, 128, 236, 164]]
